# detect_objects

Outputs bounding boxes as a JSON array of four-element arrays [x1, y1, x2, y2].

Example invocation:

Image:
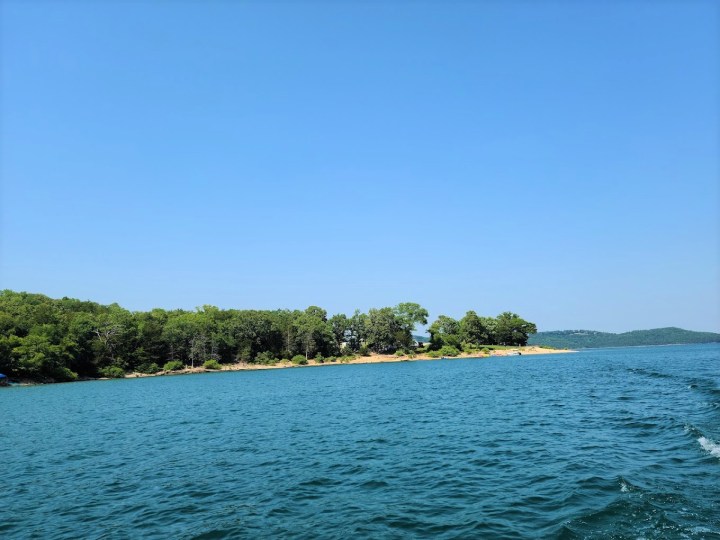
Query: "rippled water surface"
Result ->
[[2, 344, 719, 539]]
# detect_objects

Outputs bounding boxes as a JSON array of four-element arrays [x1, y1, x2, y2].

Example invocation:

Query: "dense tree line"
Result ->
[[0, 290, 536, 382], [428, 310, 537, 352], [529, 328, 720, 349]]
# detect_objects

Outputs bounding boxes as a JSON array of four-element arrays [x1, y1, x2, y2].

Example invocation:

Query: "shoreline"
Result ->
[[127, 346, 575, 378], [7, 346, 574, 386]]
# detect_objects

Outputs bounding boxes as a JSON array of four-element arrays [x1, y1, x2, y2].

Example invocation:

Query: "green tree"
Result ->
[[494, 312, 537, 346], [329, 313, 350, 353], [366, 307, 404, 353], [428, 315, 461, 350], [394, 302, 428, 349], [0, 288, 540, 383], [459, 310, 494, 346], [11, 332, 75, 380], [92, 305, 135, 370], [346, 310, 368, 352], [272, 309, 299, 359], [295, 306, 333, 360], [65, 312, 99, 375]]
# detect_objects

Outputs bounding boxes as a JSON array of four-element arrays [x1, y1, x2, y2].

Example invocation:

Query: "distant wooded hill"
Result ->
[[528, 327, 720, 349]]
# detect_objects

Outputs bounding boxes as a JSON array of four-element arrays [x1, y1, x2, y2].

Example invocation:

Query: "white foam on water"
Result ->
[[698, 436, 720, 458], [618, 477, 638, 493]]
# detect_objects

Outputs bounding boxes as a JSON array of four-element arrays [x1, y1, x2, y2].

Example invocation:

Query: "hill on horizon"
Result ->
[[528, 327, 720, 349]]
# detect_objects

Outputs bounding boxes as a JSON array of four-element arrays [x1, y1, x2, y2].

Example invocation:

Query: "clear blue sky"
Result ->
[[1, 1, 718, 333]]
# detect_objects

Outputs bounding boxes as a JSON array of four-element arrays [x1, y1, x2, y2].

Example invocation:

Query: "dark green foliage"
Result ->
[[494, 312, 537, 346], [428, 311, 536, 350], [0, 289, 366, 381], [460, 311, 494, 345], [99, 366, 125, 379], [329, 314, 350, 352], [291, 355, 307, 365], [429, 315, 461, 350], [137, 362, 160, 374], [0, 289, 543, 383], [345, 303, 428, 354], [295, 306, 331, 360], [345, 311, 367, 352], [528, 328, 720, 349], [52, 366, 79, 382], [438, 345, 461, 357], [365, 307, 405, 353], [203, 359, 222, 370], [163, 360, 184, 372], [254, 351, 277, 365]]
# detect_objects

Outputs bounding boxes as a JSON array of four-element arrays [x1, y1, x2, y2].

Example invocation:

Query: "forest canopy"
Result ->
[[0, 290, 537, 382], [528, 328, 720, 349]]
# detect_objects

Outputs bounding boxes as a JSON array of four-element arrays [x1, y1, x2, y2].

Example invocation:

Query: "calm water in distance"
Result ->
[[2, 344, 719, 539]]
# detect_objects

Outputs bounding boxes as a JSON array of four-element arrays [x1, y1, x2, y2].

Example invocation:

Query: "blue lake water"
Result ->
[[1, 344, 719, 539]]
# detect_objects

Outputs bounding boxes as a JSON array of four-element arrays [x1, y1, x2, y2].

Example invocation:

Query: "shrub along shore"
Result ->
[[1, 290, 543, 384], [7, 346, 573, 385], [111, 345, 574, 382]]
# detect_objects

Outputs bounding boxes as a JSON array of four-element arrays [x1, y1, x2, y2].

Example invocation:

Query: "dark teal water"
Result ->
[[2, 344, 719, 539]]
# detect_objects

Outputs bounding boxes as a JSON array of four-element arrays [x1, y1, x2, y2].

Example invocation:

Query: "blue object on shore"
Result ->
[[0, 373, 8, 386]]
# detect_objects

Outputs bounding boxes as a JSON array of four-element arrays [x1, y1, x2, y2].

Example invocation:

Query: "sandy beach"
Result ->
[[127, 346, 575, 378]]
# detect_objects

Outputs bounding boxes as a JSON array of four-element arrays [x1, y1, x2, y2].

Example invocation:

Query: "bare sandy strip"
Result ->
[[126, 346, 575, 378]]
